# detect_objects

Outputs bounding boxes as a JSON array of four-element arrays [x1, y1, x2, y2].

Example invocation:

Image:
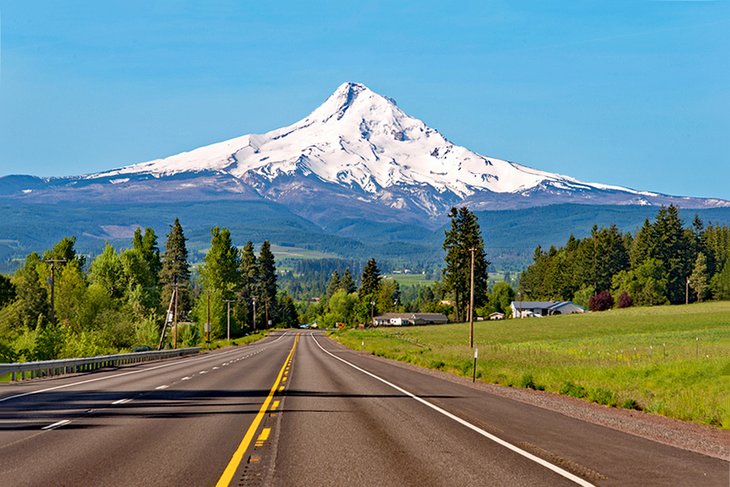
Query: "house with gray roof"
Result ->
[[510, 301, 586, 318], [372, 312, 448, 326]]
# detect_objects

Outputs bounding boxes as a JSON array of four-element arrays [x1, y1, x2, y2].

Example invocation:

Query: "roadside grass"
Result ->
[[332, 301, 730, 429], [200, 331, 269, 351]]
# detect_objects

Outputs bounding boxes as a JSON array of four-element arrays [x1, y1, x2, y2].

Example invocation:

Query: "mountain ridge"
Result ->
[[2, 81, 727, 223]]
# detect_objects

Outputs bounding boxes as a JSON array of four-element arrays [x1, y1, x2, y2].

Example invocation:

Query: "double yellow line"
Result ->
[[216, 334, 299, 487]]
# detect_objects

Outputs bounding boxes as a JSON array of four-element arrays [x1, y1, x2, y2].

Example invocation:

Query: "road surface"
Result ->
[[0, 330, 727, 486]]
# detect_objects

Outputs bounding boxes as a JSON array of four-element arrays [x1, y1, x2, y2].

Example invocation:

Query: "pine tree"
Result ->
[[257, 241, 277, 327], [195, 227, 241, 338], [359, 258, 382, 298], [160, 218, 191, 315], [341, 268, 356, 294], [200, 227, 240, 298], [442, 207, 489, 322], [326, 271, 341, 302], [689, 252, 709, 302], [237, 241, 258, 330], [652, 205, 694, 304]]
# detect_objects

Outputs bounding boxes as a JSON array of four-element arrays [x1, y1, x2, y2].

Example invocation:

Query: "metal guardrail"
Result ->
[[0, 348, 201, 381]]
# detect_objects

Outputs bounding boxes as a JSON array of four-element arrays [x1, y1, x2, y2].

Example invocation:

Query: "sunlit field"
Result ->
[[334, 302, 730, 428]]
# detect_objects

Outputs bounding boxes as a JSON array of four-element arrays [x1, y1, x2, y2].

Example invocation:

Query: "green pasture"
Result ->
[[384, 273, 437, 286], [333, 301, 730, 428]]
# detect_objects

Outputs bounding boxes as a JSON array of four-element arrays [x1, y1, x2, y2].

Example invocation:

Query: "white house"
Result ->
[[372, 313, 448, 326], [510, 301, 586, 318]]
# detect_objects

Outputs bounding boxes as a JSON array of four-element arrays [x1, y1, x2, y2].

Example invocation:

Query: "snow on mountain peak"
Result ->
[[90, 82, 641, 201]]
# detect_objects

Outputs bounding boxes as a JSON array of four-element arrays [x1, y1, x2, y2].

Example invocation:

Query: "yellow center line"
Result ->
[[216, 334, 298, 487], [271, 400, 280, 410]]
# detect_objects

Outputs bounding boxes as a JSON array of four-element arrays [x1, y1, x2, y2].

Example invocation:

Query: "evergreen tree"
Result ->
[[652, 205, 694, 304], [160, 218, 191, 316], [326, 271, 341, 302], [377, 279, 401, 313], [710, 261, 730, 300], [196, 227, 241, 338], [277, 292, 299, 328], [257, 241, 278, 327], [689, 252, 709, 302], [442, 207, 489, 322], [43, 236, 86, 268], [340, 268, 356, 294], [238, 241, 258, 330], [133, 227, 162, 284], [630, 219, 654, 268], [200, 227, 240, 297], [359, 258, 382, 298]]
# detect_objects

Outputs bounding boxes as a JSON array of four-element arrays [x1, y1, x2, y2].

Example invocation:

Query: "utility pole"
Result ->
[[158, 288, 176, 350], [205, 290, 211, 344], [265, 300, 270, 329], [469, 247, 476, 349], [685, 276, 690, 305], [252, 297, 257, 332], [370, 300, 375, 327], [223, 299, 235, 341], [43, 258, 67, 324], [173, 283, 179, 349]]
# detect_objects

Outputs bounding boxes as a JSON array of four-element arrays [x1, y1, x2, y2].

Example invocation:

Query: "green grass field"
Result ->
[[332, 302, 730, 428], [384, 273, 437, 286]]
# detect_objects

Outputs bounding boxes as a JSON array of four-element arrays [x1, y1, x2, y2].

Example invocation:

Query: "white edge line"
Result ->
[[112, 398, 132, 405], [0, 330, 290, 405], [155, 385, 169, 390], [310, 334, 594, 487], [42, 419, 71, 430]]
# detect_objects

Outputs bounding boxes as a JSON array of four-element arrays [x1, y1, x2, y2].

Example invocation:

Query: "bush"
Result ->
[[589, 387, 617, 406], [520, 374, 545, 391], [589, 291, 614, 311], [617, 292, 633, 309], [622, 398, 642, 410], [560, 381, 587, 398]]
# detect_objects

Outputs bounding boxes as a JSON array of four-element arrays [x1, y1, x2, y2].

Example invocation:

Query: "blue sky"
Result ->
[[1, 1, 728, 199]]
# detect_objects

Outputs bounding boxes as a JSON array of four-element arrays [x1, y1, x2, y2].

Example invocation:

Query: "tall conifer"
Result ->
[[160, 218, 191, 315]]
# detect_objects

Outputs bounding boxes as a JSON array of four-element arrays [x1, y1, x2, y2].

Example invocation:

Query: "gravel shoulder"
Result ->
[[346, 346, 730, 462]]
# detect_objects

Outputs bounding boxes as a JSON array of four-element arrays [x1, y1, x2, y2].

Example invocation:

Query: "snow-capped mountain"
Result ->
[[2, 82, 728, 225]]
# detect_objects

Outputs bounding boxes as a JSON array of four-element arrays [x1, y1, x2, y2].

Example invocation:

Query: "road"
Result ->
[[0, 330, 727, 486]]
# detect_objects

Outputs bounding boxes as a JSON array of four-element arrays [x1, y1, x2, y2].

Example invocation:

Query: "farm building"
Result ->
[[510, 301, 586, 318], [372, 313, 448, 326]]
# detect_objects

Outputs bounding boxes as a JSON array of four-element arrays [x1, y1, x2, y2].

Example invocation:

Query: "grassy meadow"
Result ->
[[332, 301, 730, 428]]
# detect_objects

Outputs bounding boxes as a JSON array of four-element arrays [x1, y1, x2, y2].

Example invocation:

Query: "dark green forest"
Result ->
[[519, 205, 730, 309]]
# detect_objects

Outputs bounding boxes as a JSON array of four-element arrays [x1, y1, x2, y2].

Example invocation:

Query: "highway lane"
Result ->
[[0, 331, 296, 486], [269, 332, 727, 487], [1, 329, 727, 486]]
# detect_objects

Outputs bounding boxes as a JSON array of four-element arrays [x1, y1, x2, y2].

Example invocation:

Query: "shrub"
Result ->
[[590, 387, 617, 406], [560, 381, 588, 398], [622, 398, 642, 410], [617, 292, 633, 309], [589, 291, 614, 311], [520, 374, 545, 391]]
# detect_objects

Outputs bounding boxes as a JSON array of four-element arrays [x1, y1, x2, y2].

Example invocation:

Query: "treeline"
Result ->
[[519, 205, 730, 309], [0, 218, 293, 362]]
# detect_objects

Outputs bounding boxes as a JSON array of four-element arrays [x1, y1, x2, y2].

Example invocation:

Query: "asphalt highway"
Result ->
[[0, 330, 727, 486]]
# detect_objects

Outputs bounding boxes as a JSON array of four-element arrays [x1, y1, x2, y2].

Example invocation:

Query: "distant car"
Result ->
[[299, 323, 310, 329]]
